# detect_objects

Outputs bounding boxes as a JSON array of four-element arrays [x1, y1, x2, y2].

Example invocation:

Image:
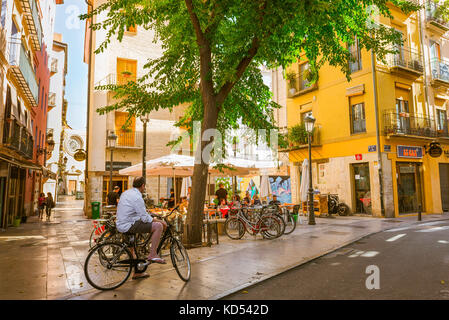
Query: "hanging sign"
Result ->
[[397, 145, 423, 159], [73, 149, 87, 161], [427, 142, 443, 158]]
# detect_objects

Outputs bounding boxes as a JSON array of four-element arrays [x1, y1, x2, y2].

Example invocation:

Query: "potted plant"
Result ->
[[13, 216, 21, 227], [288, 124, 312, 146], [286, 72, 297, 96], [121, 70, 132, 78]]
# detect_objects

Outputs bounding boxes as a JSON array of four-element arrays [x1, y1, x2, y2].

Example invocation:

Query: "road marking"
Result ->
[[417, 226, 449, 233], [438, 240, 449, 244], [386, 234, 406, 242]]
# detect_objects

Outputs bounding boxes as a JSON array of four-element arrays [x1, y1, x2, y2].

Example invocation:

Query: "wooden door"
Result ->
[[115, 112, 136, 146], [117, 58, 137, 85]]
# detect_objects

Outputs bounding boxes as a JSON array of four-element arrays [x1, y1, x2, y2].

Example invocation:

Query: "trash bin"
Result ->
[[91, 202, 101, 219]]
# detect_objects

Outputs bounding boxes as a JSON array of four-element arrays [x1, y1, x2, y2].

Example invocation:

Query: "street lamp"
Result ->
[[107, 131, 118, 194], [304, 114, 316, 225], [140, 114, 150, 198]]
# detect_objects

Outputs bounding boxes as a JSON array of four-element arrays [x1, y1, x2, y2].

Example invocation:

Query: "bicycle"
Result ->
[[224, 207, 282, 240], [84, 205, 191, 291], [277, 206, 297, 235]]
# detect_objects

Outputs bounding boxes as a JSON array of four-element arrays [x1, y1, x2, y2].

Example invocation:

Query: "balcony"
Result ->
[[112, 131, 144, 149], [18, 0, 42, 51], [95, 73, 139, 89], [0, 26, 6, 62], [430, 58, 449, 88], [279, 126, 321, 152], [287, 72, 318, 98], [387, 46, 423, 78], [2, 119, 33, 159], [426, 1, 449, 34], [383, 110, 440, 139], [8, 40, 38, 107], [48, 92, 56, 110], [50, 58, 58, 74]]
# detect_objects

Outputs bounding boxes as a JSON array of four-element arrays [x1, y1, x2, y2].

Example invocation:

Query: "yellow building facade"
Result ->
[[284, 1, 449, 218]]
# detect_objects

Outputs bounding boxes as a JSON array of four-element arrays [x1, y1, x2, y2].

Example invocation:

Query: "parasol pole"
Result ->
[[157, 175, 160, 206], [173, 167, 176, 205]]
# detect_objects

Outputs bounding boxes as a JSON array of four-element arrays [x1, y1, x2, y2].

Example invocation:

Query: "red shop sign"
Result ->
[[355, 154, 362, 160]]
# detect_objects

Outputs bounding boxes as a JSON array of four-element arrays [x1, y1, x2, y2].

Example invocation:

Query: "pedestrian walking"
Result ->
[[46, 192, 55, 221], [38, 193, 46, 220]]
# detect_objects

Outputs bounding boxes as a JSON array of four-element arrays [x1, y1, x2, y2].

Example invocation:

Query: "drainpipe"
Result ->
[[84, 0, 93, 216], [418, 6, 431, 118], [371, 49, 386, 217]]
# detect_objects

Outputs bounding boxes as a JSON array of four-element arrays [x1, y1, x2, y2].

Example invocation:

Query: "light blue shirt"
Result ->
[[116, 188, 153, 233]]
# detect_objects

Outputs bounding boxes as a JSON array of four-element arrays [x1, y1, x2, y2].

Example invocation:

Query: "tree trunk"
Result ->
[[186, 92, 219, 247]]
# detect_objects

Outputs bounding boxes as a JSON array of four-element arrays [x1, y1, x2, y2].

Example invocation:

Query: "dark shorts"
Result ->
[[127, 220, 153, 234]]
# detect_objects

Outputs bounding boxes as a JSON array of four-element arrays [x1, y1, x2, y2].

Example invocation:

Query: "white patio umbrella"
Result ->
[[259, 175, 272, 200], [299, 158, 309, 202], [180, 176, 192, 198]]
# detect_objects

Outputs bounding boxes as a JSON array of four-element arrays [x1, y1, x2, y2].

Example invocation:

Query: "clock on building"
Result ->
[[64, 135, 84, 156]]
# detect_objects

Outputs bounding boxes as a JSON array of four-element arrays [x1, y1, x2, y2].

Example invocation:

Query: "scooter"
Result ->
[[327, 194, 351, 216]]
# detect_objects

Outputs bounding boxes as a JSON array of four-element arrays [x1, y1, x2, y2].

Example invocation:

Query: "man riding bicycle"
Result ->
[[116, 176, 167, 279]]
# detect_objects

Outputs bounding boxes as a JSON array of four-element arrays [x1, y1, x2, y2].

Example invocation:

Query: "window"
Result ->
[[301, 110, 313, 125], [437, 109, 448, 133], [299, 62, 310, 91], [351, 103, 366, 134], [41, 87, 44, 109], [126, 25, 137, 33], [348, 37, 362, 73]]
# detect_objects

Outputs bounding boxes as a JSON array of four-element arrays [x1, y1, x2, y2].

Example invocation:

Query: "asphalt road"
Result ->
[[223, 220, 449, 300]]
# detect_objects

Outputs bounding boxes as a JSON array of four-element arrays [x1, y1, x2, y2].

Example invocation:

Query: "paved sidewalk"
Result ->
[[0, 197, 447, 300]]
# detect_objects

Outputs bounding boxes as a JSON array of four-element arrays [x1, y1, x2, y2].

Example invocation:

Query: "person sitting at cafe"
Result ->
[[243, 191, 251, 206], [252, 195, 261, 206], [168, 188, 175, 208], [218, 198, 230, 218], [269, 195, 281, 206], [230, 195, 241, 208]]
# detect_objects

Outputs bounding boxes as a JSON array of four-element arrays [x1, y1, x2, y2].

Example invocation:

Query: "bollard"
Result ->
[[418, 204, 422, 221]]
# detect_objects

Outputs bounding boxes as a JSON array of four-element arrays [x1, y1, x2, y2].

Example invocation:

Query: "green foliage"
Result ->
[[431, 0, 449, 21], [288, 124, 311, 145], [81, 0, 421, 156]]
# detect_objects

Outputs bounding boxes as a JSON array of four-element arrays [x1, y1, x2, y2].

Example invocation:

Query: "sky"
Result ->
[[54, 0, 88, 131]]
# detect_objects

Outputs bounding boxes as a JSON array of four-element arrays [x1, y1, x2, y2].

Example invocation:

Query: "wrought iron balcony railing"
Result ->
[[2, 119, 33, 159], [430, 57, 449, 84], [115, 131, 143, 148], [383, 110, 441, 138], [426, 0, 449, 31], [387, 45, 423, 74]]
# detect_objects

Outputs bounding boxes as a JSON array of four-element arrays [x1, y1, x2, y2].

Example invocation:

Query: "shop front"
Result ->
[[396, 161, 425, 214]]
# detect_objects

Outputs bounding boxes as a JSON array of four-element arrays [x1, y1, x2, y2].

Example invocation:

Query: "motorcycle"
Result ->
[[327, 194, 351, 216]]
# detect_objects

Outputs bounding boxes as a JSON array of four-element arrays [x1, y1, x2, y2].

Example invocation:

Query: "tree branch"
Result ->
[[216, 0, 268, 107], [185, 0, 206, 46]]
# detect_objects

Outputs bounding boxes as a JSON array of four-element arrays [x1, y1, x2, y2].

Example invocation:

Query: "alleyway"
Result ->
[[1, 196, 448, 300]]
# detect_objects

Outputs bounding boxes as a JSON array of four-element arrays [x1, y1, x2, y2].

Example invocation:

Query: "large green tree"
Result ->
[[82, 0, 419, 246]]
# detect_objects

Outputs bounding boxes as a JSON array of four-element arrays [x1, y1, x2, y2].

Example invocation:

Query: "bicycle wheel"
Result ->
[[89, 225, 106, 248], [282, 210, 297, 235], [224, 217, 245, 240], [84, 242, 132, 291], [260, 216, 282, 239], [170, 238, 191, 282]]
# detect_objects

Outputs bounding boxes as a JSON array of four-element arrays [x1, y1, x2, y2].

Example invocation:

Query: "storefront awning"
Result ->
[[0, 154, 42, 171]]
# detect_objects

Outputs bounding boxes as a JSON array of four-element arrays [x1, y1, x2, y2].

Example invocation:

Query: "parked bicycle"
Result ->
[[84, 205, 190, 291], [224, 207, 283, 240]]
